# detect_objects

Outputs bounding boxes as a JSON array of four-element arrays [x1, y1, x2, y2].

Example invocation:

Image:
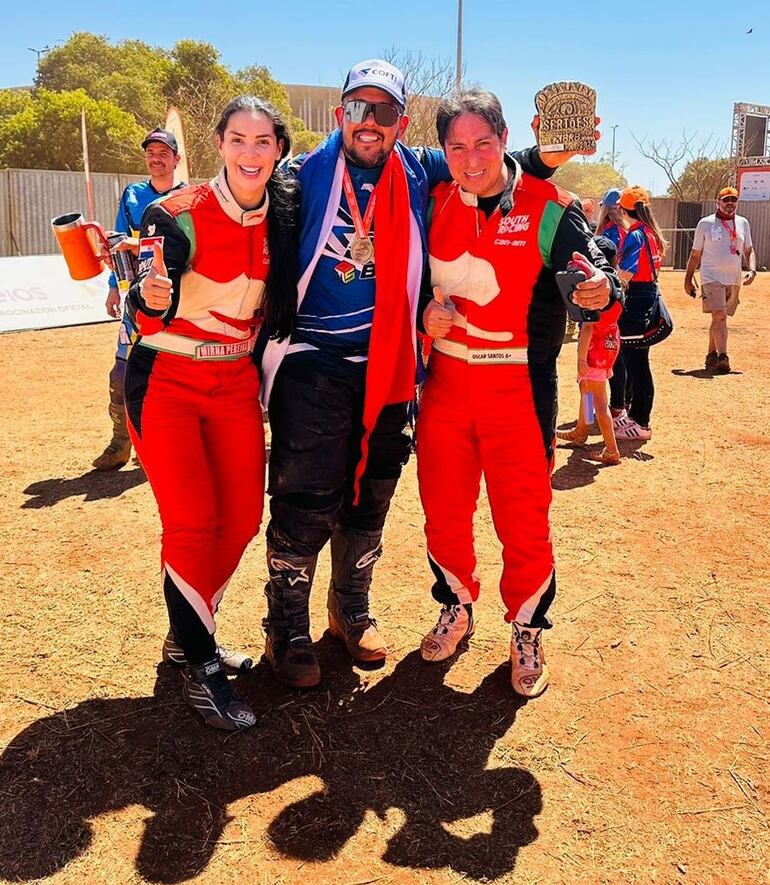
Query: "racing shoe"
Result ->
[[181, 657, 256, 731], [510, 622, 549, 698], [92, 439, 132, 471], [421, 603, 475, 662], [162, 630, 253, 672]]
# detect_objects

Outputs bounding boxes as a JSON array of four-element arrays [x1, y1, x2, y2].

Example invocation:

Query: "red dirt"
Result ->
[[0, 271, 767, 884]]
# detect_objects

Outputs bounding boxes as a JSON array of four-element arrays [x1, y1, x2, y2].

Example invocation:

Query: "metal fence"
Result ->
[[0, 168, 146, 257], [2, 169, 769, 267], [651, 196, 770, 270]]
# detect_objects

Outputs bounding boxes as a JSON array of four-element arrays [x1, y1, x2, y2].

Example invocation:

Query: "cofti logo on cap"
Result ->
[[359, 67, 399, 83]]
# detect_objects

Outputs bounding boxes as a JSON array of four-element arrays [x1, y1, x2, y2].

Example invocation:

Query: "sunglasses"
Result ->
[[343, 100, 401, 127], [720, 196, 738, 203]]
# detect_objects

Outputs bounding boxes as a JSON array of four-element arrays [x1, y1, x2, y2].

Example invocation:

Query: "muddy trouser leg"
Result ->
[[264, 361, 361, 679], [326, 404, 410, 664], [109, 357, 131, 447], [329, 402, 411, 615]]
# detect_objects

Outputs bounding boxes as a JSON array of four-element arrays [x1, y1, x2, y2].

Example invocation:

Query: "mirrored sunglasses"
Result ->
[[343, 100, 401, 128]]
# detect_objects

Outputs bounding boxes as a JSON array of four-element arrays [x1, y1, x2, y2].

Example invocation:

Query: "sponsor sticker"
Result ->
[[137, 236, 165, 275]]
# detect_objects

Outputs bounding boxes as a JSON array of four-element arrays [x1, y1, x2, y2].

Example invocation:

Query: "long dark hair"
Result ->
[[624, 203, 668, 254], [215, 96, 298, 341]]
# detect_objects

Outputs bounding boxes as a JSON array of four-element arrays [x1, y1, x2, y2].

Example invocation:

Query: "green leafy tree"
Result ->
[[668, 157, 736, 201], [36, 33, 170, 129], [0, 89, 144, 172], [0, 89, 33, 117], [13, 32, 322, 174], [551, 157, 627, 200], [237, 64, 322, 155]]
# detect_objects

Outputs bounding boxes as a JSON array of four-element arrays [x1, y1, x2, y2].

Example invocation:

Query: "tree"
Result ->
[[36, 33, 171, 130], [0, 89, 144, 172], [0, 89, 32, 118], [161, 39, 239, 177], [551, 157, 627, 199], [632, 131, 735, 200], [667, 156, 736, 201], [237, 64, 321, 155], [380, 48, 458, 147], [31, 32, 322, 176]]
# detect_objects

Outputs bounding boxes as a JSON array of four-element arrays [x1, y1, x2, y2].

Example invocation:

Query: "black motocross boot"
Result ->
[[262, 546, 321, 689]]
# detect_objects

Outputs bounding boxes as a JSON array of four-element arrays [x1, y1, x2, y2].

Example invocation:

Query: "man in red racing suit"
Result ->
[[417, 90, 621, 697]]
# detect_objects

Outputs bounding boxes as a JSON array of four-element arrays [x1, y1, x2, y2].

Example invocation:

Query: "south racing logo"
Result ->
[[497, 214, 530, 235]]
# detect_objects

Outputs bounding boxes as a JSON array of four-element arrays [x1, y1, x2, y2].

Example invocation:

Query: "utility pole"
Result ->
[[610, 124, 619, 168], [456, 0, 463, 90]]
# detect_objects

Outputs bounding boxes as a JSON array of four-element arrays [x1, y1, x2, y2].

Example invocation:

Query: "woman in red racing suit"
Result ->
[[125, 97, 297, 731]]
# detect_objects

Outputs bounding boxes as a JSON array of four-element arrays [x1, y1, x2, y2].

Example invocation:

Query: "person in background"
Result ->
[[612, 186, 667, 441], [683, 186, 756, 374], [557, 235, 622, 464], [595, 187, 627, 250], [93, 129, 186, 471], [581, 197, 597, 232]]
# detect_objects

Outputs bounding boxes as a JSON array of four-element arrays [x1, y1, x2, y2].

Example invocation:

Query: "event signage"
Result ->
[[0, 255, 114, 333]]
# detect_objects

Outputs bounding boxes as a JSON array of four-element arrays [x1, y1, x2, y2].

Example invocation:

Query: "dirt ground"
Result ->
[[0, 271, 767, 885]]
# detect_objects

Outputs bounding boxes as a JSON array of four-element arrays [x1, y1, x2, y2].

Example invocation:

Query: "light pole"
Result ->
[[610, 124, 619, 168], [27, 45, 51, 62], [456, 0, 463, 90]]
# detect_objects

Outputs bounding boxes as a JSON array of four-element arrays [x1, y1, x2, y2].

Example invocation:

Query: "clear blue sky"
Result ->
[[3, 0, 768, 193]]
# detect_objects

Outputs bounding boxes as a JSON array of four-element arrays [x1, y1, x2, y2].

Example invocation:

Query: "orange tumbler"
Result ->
[[51, 213, 108, 281]]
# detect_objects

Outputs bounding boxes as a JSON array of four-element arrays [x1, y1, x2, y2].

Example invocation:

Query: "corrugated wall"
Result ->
[[2, 170, 769, 268], [0, 169, 145, 257]]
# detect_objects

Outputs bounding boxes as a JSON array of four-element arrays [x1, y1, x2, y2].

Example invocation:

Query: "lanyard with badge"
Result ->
[[342, 167, 376, 265], [718, 218, 739, 255]]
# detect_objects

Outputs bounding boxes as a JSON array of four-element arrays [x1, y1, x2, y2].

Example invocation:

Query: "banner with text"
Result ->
[[0, 255, 116, 333]]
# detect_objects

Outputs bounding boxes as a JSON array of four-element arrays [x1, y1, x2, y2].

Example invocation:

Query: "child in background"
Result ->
[[557, 235, 623, 465]]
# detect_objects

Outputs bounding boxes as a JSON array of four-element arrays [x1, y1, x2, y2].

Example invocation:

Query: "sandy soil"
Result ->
[[0, 272, 767, 884]]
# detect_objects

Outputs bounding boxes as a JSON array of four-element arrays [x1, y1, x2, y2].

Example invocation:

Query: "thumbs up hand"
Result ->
[[141, 242, 173, 312], [423, 286, 456, 339]]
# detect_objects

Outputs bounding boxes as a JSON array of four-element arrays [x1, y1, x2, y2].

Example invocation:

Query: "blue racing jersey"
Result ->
[[293, 163, 380, 359]]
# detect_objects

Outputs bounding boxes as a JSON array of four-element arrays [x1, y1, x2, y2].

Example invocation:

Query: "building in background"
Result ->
[[285, 84, 338, 137]]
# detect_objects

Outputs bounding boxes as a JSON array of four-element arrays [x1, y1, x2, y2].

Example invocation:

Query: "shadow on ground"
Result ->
[[671, 367, 743, 379], [22, 467, 146, 508], [0, 639, 541, 883]]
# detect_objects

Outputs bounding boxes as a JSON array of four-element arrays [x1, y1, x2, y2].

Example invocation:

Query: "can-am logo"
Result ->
[[497, 214, 530, 234]]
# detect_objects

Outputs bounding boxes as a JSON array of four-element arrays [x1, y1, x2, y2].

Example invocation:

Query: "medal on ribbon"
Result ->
[[343, 167, 376, 267]]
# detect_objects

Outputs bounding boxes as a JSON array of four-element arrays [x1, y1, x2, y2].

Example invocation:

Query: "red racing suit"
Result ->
[[125, 171, 268, 662], [417, 159, 620, 625]]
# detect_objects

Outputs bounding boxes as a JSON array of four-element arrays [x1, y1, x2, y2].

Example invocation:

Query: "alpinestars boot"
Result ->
[[327, 525, 388, 664], [262, 543, 321, 688]]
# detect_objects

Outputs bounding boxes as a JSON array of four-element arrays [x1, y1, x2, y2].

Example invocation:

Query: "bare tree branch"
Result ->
[[379, 47, 461, 147]]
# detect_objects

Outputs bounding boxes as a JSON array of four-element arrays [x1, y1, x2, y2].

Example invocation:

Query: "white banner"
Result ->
[[0, 255, 115, 333]]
